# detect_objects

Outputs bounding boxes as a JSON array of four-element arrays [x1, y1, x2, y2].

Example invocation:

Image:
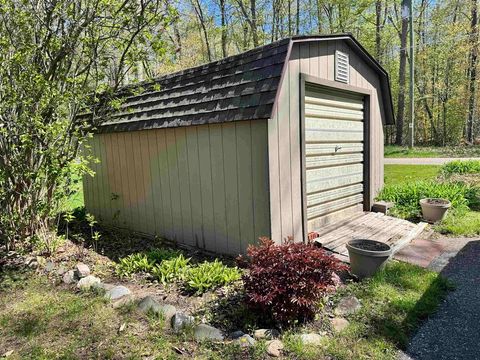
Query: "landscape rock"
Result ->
[[138, 296, 161, 313], [56, 266, 67, 276], [229, 330, 246, 339], [62, 270, 76, 284], [334, 295, 362, 316], [298, 333, 323, 346], [254, 328, 280, 340], [172, 312, 195, 331], [266, 339, 284, 357], [330, 317, 349, 332], [75, 263, 90, 278], [194, 324, 224, 342], [104, 285, 131, 300], [93, 282, 115, 292], [234, 334, 256, 348], [112, 294, 135, 309], [44, 261, 55, 272], [76, 275, 101, 290], [137, 297, 176, 326]]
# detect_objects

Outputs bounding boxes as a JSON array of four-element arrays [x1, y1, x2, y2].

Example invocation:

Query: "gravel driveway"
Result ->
[[400, 238, 480, 360], [385, 158, 479, 165]]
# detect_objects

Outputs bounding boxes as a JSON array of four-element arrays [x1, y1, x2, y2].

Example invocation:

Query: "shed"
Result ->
[[83, 34, 395, 255]]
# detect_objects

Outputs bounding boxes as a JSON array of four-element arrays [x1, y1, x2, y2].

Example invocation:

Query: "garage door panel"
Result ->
[[307, 172, 363, 194], [305, 143, 363, 156], [308, 163, 363, 177], [305, 92, 364, 106], [305, 118, 363, 132], [306, 153, 363, 169], [305, 128, 364, 143], [304, 85, 365, 228], [307, 194, 364, 220], [305, 104, 363, 122], [307, 183, 364, 207]]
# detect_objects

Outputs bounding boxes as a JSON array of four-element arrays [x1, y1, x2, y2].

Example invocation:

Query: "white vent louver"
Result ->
[[335, 50, 349, 84]]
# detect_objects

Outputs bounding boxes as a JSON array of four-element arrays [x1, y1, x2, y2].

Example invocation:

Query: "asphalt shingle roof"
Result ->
[[96, 34, 394, 133], [98, 38, 290, 133]]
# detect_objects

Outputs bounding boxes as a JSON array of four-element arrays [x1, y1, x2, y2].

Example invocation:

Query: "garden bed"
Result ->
[[0, 241, 452, 359]]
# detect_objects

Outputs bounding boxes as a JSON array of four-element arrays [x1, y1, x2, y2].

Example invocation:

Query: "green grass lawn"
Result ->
[[384, 165, 441, 185], [385, 145, 480, 158], [0, 262, 451, 360]]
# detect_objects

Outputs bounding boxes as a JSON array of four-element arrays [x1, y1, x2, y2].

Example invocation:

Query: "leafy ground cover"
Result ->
[[0, 259, 451, 360], [385, 145, 480, 158], [381, 161, 480, 236]]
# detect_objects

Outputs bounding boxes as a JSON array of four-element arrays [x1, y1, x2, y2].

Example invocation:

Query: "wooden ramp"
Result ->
[[314, 212, 427, 262]]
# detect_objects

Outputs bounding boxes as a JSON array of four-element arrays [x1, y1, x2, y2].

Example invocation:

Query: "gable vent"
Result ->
[[335, 50, 349, 84]]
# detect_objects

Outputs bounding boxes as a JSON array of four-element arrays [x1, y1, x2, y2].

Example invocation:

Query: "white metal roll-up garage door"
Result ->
[[304, 85, 365, 230]]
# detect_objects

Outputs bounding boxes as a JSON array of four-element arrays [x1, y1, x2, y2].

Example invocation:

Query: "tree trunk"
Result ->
[[466, 0, 478, 143], [395, 0, 409, 145], [296, 0, 300, 34], [250, 0, 259, 46], [375, 0, 382, 61], [220, 0, 228, 58], [288, 0, 292, 35], [193, 0, 212, 61]]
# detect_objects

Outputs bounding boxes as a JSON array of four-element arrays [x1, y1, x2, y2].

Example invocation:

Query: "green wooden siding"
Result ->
[[83, 120, 271, 255]]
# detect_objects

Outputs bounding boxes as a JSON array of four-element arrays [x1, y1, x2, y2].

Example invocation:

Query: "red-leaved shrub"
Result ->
[[242, 237, 347, 324]]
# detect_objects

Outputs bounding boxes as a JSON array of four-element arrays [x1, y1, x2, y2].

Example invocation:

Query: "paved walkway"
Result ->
[[397, 237, 480, 360], [385, 158, 479, 165]]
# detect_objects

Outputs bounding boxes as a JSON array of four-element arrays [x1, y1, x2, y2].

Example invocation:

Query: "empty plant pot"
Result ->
[[420, 198, 451, 223], [346, 239, 392, 279]]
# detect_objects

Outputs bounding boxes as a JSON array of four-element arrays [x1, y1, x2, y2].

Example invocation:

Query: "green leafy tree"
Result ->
[[0, 0, 174, 251]]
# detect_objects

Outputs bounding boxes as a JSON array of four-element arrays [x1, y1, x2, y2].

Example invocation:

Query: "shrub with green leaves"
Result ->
[[184, 260, 241, 295], [441, 160, 480, 175], [377, 180, 479, 220]]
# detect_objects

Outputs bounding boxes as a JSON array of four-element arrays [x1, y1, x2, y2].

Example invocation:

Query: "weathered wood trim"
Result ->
[[363, 94, 372, 211], [300, 73, 308, 243], [301, 74, 373, 96]]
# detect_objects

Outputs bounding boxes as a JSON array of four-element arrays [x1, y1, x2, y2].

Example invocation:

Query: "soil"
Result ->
[[348, 239, 391, 252], [423, 198, 450, 206]]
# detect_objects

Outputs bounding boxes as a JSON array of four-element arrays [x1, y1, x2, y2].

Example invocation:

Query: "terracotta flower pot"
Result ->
[[346, 239, 392, 279], [420, 198, 451, 223]]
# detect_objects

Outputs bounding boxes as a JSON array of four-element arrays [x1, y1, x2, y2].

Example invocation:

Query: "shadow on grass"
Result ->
[[342, 261, 452, 351]]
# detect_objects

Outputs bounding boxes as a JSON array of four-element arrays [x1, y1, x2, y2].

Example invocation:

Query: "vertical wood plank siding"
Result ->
[[268, 40, 385, 242], [84, 120, 271, 255]]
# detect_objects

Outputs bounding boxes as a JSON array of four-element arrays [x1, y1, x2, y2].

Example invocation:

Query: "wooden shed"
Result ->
[[84, 34, 395, 255]]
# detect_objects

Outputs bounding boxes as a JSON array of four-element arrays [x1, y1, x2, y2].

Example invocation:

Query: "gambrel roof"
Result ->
[[98, 34, 394, 133]]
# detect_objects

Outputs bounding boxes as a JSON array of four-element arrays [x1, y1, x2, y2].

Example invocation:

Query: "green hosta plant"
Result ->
[[116, 253, 155, 278], [151, 254, 191, 285], [184, 260, 241, 295]]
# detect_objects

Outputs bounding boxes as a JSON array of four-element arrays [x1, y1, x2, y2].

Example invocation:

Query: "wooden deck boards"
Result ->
[[315, 212, 427, 261]]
